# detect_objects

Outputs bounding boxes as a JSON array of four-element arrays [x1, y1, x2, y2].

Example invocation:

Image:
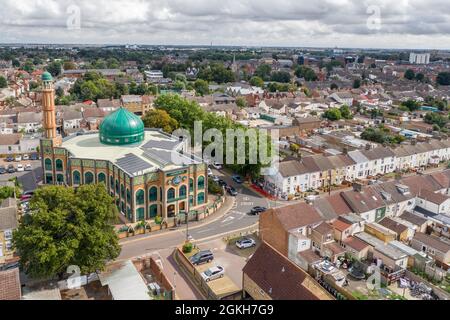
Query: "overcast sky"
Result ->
[[1, 0, 449, 49]]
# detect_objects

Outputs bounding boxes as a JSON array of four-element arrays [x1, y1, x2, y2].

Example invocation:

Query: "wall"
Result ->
[[242, 273, 271, 300], [259, 210, 289, 256]]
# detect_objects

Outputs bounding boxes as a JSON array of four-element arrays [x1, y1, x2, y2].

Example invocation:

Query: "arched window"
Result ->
[[179, 185, 187, 198], [98, 172, 106, 184], [167, 188, 175, 201], [189, 195, 194, 206], [55, 159, 63, 172], [121, 184, 125, 198], [189, 178, 194, 191], [198, 192, 205, 205], [198, 176, 205, 190], [136, 208, 145, 221], [135, 189, 145, 205], [115, 179, 119, 194], [149, 204, 158, 219], [44, 158, 52, 171], [73, 170, 81, 185], [110, 176, 114, 189], [149, 187, 158, 202], [85, 172, 94, 184], [126, 189, 131, 203], [56, 174, 64, 184]]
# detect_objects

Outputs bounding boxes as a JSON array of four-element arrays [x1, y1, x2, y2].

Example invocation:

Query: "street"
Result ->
[[0, 159, 42, 191]]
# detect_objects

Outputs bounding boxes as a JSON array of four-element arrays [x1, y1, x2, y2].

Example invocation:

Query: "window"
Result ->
[[73, 171, 81, 185], [149, 187, 158, 202], [179, 185, 187, 198], [45, 173, 53, 184], [56, 174, 64, 184], [136, 208, 145, 221], [98, 173, 106, 184], [189, 178, 194, 192], [115, 179, 119, 194], [110, 176, 114, 189], [55, 159, 63, 171], [44, 158, 52, 171], [136, 189, 145, 205], [189, 195, 194, 206], [149, 204, 158, 218], [167, 188, 175, 201], [121, 184, 125, 198], [197, 192, 205, 205], [198, 176, 205, 189], [126, 189, 131, 203], [85, 172, 94, 184]]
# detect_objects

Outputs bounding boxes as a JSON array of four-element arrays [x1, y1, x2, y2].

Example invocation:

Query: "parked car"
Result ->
[[236, 237, 256, 249], [22, 154, 29, 160], [249, 206, 267, 215], [190, 250, 214, 266], [201, 266, 224, 282], [16, 164, 24, 172], [22, 190, 35, 196], [5, 156, 14, 162], [207, 168, 213, 176], [226, 186, 238, 196], [211, 175, 220, 183], [25, 164, 32, 171], [14, 155, 22, 162], [30, 153, 38, 161], [20, 194, 32, 202], [0, 166, 6, 174], [7, 165, 15, 173], [232, 175, 243, 184], [218, 179, 227, 187], [212, 162, 223, 170]]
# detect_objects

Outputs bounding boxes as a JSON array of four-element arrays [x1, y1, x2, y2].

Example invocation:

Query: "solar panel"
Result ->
[[115, 153, 153, 175]]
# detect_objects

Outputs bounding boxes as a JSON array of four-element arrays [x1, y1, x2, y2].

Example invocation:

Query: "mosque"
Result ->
[[39, 72, 208, 223]]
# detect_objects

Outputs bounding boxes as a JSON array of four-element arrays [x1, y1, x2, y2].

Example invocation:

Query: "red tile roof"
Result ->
[[269, 202, 324, 231], [0, 268, 21, 300], [344, 236, 371, 252], [333, 219, 352, 232]]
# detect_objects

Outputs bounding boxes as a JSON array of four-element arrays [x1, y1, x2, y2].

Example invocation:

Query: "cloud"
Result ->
[[0, 0, 449, 49]]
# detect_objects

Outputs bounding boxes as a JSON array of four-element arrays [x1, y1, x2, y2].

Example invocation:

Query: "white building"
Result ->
[[409, 53, 430, 65]]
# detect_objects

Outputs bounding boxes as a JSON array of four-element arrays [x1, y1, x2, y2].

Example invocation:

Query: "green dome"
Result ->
[[99, 107, 145, 145], [42, 71, 53, 81]]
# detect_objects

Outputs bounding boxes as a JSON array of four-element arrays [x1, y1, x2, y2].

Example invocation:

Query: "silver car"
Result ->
[[201, 266, 224, 282]]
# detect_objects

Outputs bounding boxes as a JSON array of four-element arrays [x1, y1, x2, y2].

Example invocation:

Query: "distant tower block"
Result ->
[[41, 71, 60, 145]]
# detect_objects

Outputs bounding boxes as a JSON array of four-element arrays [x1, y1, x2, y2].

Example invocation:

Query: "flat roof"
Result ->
[[62, 130, 200, 176], [98, 260, 150, 300]]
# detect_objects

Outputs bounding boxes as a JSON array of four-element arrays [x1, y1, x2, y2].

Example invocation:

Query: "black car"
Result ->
[[226, 186, 238, 196], [190, 250, 214, 266], [249, 206, 267, 215], [30, 153, 38, 161], [218, 179, 227, 187], [232, 175, 243, 184], [0, 166, 6, 174], [5, 156, 14, 162], [7, 164, 15, 173]]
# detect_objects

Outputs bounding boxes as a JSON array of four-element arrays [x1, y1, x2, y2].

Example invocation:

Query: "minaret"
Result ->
[[41, 72, 60, 145]]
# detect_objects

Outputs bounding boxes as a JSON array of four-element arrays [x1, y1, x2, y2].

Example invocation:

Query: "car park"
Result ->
[[226, 186, 238, 196], [232, 175, 243, 184], [236, 237, 256, 249], [16, 164, 24, 172], [22, 154, 29, 160], [14, 155, 22, 162], [0, 166, 6, 174], [249, 206, 267, 215], [189, 250, 214, 266], [201, 266, 224, 282], [25, 164, 32, 171], [7, 164, 15, 173]]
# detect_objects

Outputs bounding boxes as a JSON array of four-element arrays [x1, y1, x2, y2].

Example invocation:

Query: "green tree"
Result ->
[[323, 108, 342, 121], [236, 97, 247, 108], [0, 75, 7, 88], [249, 76, 264, 88], [63, 61, 77, 70], [401, 99, 421, 112], [270, 71, 291, 83], [437, 72, 450, 86], [404, 69, 415, 80], [194, 79, 210, 96], [339, 105, 353, 120], [46, 61, 62, 77], [142, 109, 179, 133], [330, 83, 338, 90], [295, 66, 317, 81], [424, 112, 448, 128], [415, 73, 425, 82], [353, 79, 361, 89], [13, 185, 120, 279], [254, 64, 272, 81]]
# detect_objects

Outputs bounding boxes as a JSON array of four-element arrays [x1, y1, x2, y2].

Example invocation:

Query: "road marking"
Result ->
[[222, 216, 235, 223]]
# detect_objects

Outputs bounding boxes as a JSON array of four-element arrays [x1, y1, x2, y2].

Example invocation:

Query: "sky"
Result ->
[[1, 0, 450, 49]]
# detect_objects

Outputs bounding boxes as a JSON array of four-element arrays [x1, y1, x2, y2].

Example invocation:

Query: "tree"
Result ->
[[142, 109, 179, 133], [63, 61, 77, 70], [47, 61, 62, 77], [194, 79, 210, 96], [401, 99, 421, 112], [0, 75, 7, 88], [197, 64, 235, 84], [13, 185, 120, 279], [295, 66, 317, 81], [353, 79, 361, 89], [424, 112, 448, 128], [270, 71, 291, 83], [330, 83, 338, 90], [323, 108, 342, 121], [254, 64, 272, 81], [236, 97, 247, 108], [437, 72, 450, 86], [249, 76, 264, 88], [415, 73, 425, 82], [339, 105, 353, 120], [404, 69, 415, 80]]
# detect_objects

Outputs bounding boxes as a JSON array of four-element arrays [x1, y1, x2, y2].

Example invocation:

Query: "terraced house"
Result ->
[[39, 72, 208, 223]]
